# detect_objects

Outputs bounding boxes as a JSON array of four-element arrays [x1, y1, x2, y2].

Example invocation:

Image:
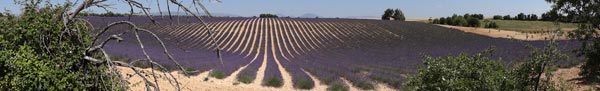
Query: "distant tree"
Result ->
[[464, 13, 471, 19], [517, 13, 526, 20], [493, 15, 503, 20], [381, 9, 394, 20], [467, 18, 481, 27], [452, 16, 468, 26], [259, 13, 278, 18], [393, 9, 405, 21], [0, 13, 3, 17], [432, 18, 439, 24], [503, 15, 512, 20], [445, 16, 453, 25], [477, 14, 485, 19], [530, 14, 538, 21], [439, 17, 446, 24], [540, 13, 551, 21]]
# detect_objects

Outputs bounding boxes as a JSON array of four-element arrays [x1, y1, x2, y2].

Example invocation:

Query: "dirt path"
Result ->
[[253, 53, 268, 86], [119, 66, 304, 91], [551, 65, 599, 91], [438, 25, 569, 41]]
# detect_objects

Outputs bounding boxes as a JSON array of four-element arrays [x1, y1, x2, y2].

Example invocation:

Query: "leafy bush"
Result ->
[[404, 41, 570, 91], [485, 22, 499, 28], [327, 82, 349, 91], [403, 53, 511, 91], [0, 2, 116, 90], [452, 16, 468, 26], [264, 77, 283, 87], [295, 79, 315, 89], [210, 70, 226, 79], [467, 18, 481, 27]]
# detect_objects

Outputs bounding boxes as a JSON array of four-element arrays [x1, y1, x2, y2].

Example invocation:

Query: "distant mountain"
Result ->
[[149, 12, 240, 17], [344, 16, 379, 19], [298, 13, 320, 18]]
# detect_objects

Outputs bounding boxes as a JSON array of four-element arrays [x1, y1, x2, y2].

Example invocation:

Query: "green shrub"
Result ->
[[264, 77, 283, 87], [0, 1, 117, 90], [403, 53, 511, 91], [327, 82, 349, 91], [210, 70, 226, 79], [295, 79, 314, 89], [353, 80, 375, 90], [486, 22, 499, 28], [467, 18, 481, 27], [237, 73, 254, 84]]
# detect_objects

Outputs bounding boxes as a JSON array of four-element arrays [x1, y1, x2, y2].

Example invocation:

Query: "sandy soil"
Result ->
[[438, 25, 570, 41], [551, 65, 600, 91], [119, 65, 399, 91]]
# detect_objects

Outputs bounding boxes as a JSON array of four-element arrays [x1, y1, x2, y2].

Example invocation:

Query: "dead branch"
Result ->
[[65, 0, 223, 90], [168, 0, 225, 66]]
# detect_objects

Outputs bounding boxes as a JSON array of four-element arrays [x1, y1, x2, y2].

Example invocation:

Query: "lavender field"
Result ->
[[88, 16, 580, 90]]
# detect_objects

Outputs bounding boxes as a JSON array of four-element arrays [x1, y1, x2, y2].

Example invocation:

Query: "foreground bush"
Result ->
[[404, 41, 571, 90], [403, 53, 511, 91], [0, 2, 115, 90]]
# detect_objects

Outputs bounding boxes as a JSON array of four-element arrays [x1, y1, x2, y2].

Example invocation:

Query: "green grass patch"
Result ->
[[210, 70, 225, 79], [263, 77, 283, 87], [327, 82, 349, 91], [295, 79, 314, 89], [353, 80, 375, 90], [237, 73, 254, 84], [482, 20, 578, 32]]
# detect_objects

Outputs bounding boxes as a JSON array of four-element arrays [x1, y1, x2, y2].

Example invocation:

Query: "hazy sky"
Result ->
[[1, 0, 554, 18]]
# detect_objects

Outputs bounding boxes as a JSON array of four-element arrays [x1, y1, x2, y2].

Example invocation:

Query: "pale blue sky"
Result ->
[[0, 0, 553, 18]]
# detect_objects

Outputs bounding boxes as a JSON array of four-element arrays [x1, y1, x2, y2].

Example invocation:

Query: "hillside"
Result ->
[[87, 17, 580, 90]]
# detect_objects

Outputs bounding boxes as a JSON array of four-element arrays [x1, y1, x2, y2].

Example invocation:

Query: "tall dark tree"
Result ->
[[504, 15, 512, 20], [530, 14, 538, 21], [446, 16, 453, 25], [517, 13, 526, 20], [393, 9, 406, 21], [547, 0, 600, 81], [439, 17, 447, 24], [381, 9, 394, 20]]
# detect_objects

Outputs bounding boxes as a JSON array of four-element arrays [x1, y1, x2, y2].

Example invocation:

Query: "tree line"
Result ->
[[430, 13, 498, 28], [79, 11, 127, 17], [492, 12, 576, 22], [381, 8, 405, 21]]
